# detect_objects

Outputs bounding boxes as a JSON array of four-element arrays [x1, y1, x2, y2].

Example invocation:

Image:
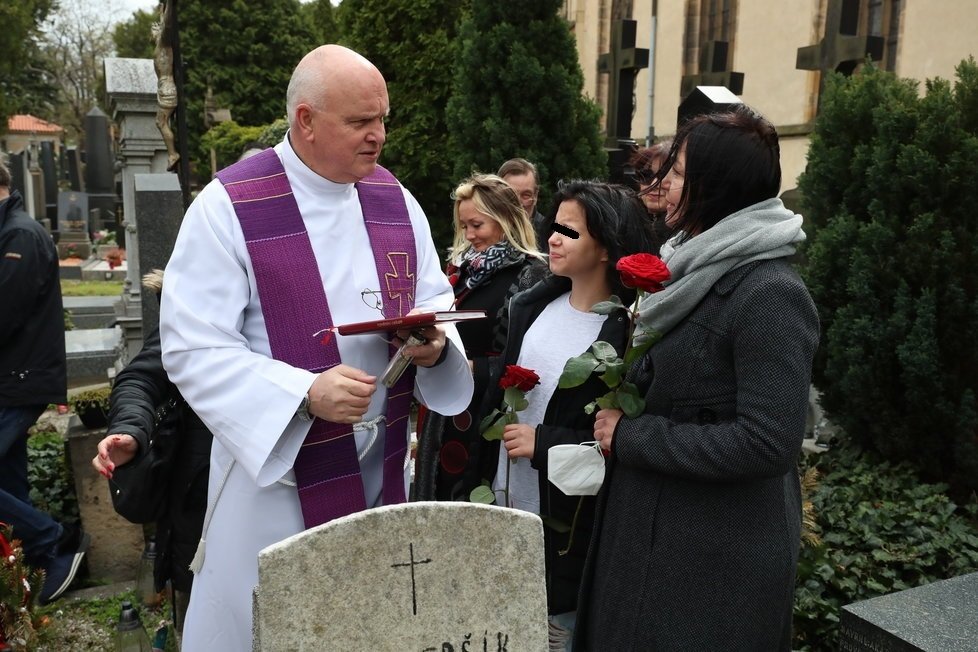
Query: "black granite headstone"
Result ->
[[84, 107, 117, 232], [677, 85, 743, 127], [133, 173, 182, 333], [66, 147, 84, 192], [40, 141, 59, 226], [839, 572, 978, 651]]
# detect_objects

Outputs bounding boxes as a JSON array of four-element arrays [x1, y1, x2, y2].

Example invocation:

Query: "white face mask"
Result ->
[[547, 442, 606, 496]]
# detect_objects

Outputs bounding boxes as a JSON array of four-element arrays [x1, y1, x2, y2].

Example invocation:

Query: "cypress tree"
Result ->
[[338, 0, 465, 252], [446, 0, 607, 217], [799, 59, 978, 493]]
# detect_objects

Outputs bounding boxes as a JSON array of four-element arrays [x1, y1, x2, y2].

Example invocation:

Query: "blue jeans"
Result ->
[[549, 611, 577, 652], [0, 405, 62, 563]]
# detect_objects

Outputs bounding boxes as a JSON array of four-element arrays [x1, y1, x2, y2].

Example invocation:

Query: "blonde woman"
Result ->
[[415, 174, 546, 501]]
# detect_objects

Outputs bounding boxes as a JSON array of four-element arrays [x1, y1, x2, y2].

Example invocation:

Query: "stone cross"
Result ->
[[252, 503, 548, 651], [597, 19, 649, 145], [680, 40, 745, 101], [105, 56, 175, 362], [796, 0, 884, 100]]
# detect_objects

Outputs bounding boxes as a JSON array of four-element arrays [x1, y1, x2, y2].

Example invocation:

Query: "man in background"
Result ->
[[498, 157, 547, 252], [0, 155, 88, 604]]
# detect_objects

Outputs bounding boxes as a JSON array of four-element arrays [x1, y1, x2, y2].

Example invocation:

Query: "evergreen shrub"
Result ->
[[793, 444, 978, 651], [799, 59, 978, 494]]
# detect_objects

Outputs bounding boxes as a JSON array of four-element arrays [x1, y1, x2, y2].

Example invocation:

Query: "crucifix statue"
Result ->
[[796, 0, 884, 103], [153, 1, 179, 171]]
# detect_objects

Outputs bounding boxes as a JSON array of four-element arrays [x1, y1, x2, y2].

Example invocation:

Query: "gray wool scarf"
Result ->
[[635, 197, 806, 340]]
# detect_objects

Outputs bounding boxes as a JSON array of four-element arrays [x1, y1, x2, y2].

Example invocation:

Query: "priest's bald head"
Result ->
[[286, 44, 390, 184]]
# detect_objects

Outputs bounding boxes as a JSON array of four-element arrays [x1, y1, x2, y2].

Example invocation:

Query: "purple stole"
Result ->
[[216, 149, 417, 528]]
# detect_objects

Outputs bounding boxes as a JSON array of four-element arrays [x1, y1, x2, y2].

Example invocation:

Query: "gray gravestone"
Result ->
[[56, 191, 92, 259], [133, 173, 181, 334], [839, 572, 978, 651], [105, 57, 175, 364], [27, 143, 45, 222], [65, 327, 123, 387], [40, 141, 59, 226], [253, 503, 548, 652], [83, 107, 117, 233]]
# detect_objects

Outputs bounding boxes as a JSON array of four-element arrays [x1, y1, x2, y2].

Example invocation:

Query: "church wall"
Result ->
[[895, 1, 978, 88], [735, 0, 817, 129], [561, 0, 978, 197]]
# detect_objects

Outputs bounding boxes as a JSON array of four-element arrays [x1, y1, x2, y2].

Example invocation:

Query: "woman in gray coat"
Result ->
[[575, 106, 819, 651]]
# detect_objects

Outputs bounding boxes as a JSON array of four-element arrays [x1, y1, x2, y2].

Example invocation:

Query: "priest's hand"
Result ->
[[92, 434, 139, 479], [503, 423, 535, 459], [394, 311, 447, 368], [308, 365, 377, 423]]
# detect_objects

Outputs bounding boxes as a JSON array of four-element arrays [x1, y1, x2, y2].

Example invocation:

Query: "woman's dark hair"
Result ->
[[655, 105, 781, 242], [628, 138, 673, 184], [545, 180, 656, 305]]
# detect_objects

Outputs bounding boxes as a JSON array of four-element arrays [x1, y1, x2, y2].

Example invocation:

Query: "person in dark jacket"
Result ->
[[414, 174, 546, 501], [481, 181, 656, 650], [0, 155, 89, 605], [91, 270, 211, 632], [576, 106, 819, 651]]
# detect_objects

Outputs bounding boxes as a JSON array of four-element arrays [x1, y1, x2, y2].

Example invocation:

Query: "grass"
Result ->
[[60, 280, 125, 297], [35, 588, 177, 651]]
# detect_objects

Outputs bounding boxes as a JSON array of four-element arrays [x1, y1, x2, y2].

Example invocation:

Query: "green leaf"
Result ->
[[595, 390, 619, 410], [558, 352, 600, 388], [479, 409, 503, 433], [584, 400, 598, 415], [590, 295, 625, 315], [482, 418, 506, 441], [469, 485, 496, 504], [599, 361, 626, 388], [618, 382, 646, 417], [590, 340, 619, 362], [503, 387, 529, 412], [542, 516, 571, 533]]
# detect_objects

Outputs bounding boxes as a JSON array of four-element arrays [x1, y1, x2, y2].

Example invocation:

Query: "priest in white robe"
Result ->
[[159, 45, 473, 650]]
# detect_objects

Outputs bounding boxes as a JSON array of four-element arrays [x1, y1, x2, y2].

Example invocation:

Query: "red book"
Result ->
[[336, 310, 486, 336]]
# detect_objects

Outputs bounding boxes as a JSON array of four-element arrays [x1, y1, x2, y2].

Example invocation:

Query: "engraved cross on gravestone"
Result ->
[[390, 543, 432, 616]]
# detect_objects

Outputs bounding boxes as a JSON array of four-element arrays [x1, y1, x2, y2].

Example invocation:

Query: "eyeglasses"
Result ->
[[360, 289, 385, 314]]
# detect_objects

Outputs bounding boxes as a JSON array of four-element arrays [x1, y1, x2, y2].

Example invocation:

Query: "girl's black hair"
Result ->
[[545, 180, 656, 305], [654, 105, 781, 243]]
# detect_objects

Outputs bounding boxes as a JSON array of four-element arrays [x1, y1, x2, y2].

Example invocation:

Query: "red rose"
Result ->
[[499, 365, 541, 392], [616, 253, 671, 293], [0, 529, 12, 560]]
